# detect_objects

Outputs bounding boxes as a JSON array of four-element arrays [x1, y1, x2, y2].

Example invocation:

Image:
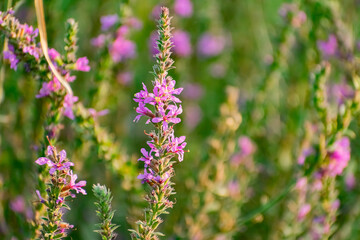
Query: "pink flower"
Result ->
[[109, 36, 136, 62], [238, 136, 255, 157], [66, 171, 87, 195], [174, 0, 193, 17], [138, 148, 154, 166], [63, 94, 79, 120], [100, 14, 119, 31], [35, 146, 74, 175], [172, 30, 192, 57], [318, 34, 338, 57], [327, 137, 351, 176], [297, 204, 311, 221], [197, 33, 226, 57], [10, 196, 25, 213], [91, 34, 106, 48], [3, 44, 19, 70], [48, 48, 60, 60], [75, 57, 90, 72]]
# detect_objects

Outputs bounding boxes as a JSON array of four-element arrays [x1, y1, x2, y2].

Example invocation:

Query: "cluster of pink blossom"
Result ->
[[35, 145, 86, 237], [133, 77, 187, 183], [0, 10, 90, 120], [91, 14, 140, 63]]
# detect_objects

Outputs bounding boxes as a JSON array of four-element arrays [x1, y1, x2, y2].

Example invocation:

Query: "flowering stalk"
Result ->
[[129, 7, 186, 239], [35, 143, 86, 239], [93, 184, 119, 240]]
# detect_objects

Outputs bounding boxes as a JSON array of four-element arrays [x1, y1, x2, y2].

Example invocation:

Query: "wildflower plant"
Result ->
[[129, 7, 186, 239], [93, 184, 119, 240], [34, 143, 86, 239]]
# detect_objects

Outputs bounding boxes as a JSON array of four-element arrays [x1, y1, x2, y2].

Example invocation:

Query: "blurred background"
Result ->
[[1, 0, 360, 239]]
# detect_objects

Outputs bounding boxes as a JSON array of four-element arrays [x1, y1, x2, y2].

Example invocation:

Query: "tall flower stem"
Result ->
[[130, 7, 186, 240]]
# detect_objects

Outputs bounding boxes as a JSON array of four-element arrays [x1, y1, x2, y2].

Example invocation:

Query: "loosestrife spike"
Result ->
[[35, 145, 86, 239], [130, 7, 186, 240]]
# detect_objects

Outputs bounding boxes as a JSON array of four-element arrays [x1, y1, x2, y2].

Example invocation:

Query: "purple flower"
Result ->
[[100, 14, 119, 31], [88, 108, 109, 119], [63, 94, 79, 119], [10, 196, 25, 213], [197, 33, 226, 57], [66, 171, 87, 195], [91, 34, 107, 48], [109, 36, 136, 62], [49, 48, 60, 60], [167, 135, 187, 162], [3, 44, 19, 70], [238, 136, 255, 157], [318, 34, 338, 57], [345, 173, 356, 190], [35, 78, 62, 98], [331, 82, 354, 105], [35, 146, 74, 175], [134, 83, 151, 103], [172, 30, 192, 57], [149, 32, 159, 55], [297, 146, 314, 165], [137, 168, 154, 183], [297, 204, 311, 221], [36, 190, 45, 203], [75, 57, 90, 72], [134, 102, 154, 123], [174, 0, 193, 17], [327, 137, 351, 176], [138, 148, 154, 166], [22, 45, 41, 59], [152, 105, 182, 129]]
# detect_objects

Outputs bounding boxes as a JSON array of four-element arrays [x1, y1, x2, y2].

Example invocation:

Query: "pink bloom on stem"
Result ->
[[91, 34, 106, 48], [297, 204, 311, 221], [67, 171, 87, 195], [167, 135, 187, 162], [172, 30, 192, 57], [331, 83, 354, 105], [151, 105, 182, 129], [75, 57, 90, 72], [48, 48, 60, 60], [3, 44, 19, 70], [100, 14, 119, 31], [138, 148, 154, 166], [327, 137, 351, 176], [35, 146, 74, 175], [63, 94, 78, 120], [138, 168, 154, 183], [149, 32, 159, 55], [317, 34, 338, 57], [197, 33, 226, 57], [345, 173, 356, 190], [174, 0, 193, 17], [10, 196, 25, 213], [88, 108, 109, 119], [109, 36, 136, 62], [238, 136, 255, 157], [134, 102, 154, 123], [298, 146, 314, 165]]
